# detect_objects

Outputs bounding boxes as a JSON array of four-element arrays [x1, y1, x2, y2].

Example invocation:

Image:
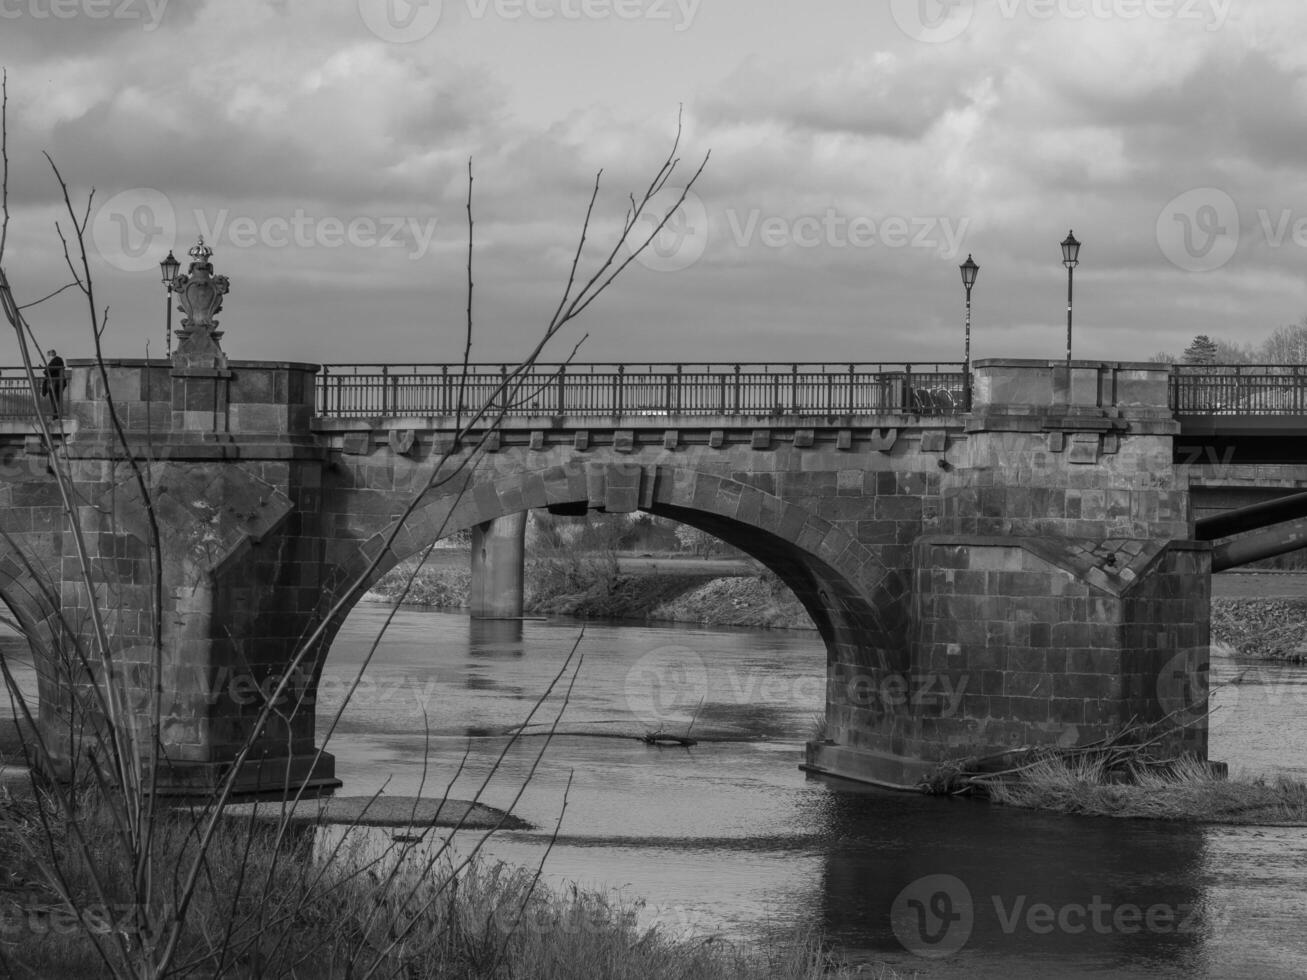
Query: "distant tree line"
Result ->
[[1151, 315, 1307, 365]]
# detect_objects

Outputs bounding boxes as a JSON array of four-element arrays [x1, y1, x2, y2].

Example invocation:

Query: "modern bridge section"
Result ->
[[0, 351, 1211, 794]]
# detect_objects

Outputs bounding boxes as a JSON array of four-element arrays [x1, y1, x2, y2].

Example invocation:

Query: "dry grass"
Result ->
[[983, 754, 1307, 824], [0, 789, 902, 979]]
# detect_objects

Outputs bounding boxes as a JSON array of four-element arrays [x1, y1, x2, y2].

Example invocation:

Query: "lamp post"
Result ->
[[1061, 230, 1080, 364], [159, 250, 180, 358], [959, 253, 979, 408]]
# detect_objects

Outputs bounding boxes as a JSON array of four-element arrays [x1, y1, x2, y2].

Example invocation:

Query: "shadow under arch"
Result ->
[[0, 545, 76, 750]]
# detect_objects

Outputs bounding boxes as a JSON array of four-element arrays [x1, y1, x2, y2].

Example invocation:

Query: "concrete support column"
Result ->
[[469, 512, 527, 619]]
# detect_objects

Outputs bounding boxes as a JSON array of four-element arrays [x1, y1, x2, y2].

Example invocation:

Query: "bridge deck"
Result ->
[[5, 363, 1307, 430]]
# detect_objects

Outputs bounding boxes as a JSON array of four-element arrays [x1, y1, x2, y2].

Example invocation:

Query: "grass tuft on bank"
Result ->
[[976, 755, 1307, 824]]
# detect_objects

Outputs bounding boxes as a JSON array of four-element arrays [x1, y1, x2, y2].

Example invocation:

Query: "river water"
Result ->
[[321, 607, 1307, 978]]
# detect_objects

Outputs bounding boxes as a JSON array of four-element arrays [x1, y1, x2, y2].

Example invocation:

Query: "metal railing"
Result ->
[[313, 363, 971, 419], [0, 366, 37, 419], [1170, 365, 1307, 415]]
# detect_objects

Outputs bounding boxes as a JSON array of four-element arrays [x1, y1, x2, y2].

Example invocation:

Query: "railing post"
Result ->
[[720, 370, 727, 415], [733, 364, 741, 415], [381, 365, 390, 416], [791, 364, 798, 415], [848, 363, 855, 414], [616, 364, 625, 417], [676, 364, 683, 415], [441, 364, 449, 415], [500, 364, 508, 415], [557, 364, 567, 416], [903, 364, 913, 413], [318, 365, 328, 415]]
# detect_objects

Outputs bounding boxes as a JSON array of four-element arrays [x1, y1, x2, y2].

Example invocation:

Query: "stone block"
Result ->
[[920, 430, 947, 453]]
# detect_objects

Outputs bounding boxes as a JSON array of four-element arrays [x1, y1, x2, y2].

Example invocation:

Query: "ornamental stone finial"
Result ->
[[171, 236, 230, 369]]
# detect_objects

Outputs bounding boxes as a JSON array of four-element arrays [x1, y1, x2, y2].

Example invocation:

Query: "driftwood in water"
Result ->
[[640, 732, 698, 747]]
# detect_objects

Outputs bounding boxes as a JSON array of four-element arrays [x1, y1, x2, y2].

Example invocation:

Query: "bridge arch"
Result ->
[[315, 454, 912, 690]]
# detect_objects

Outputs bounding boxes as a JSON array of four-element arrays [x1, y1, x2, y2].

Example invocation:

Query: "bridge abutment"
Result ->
[[36, 354, 340, 795], [805, 360, 1210, 786]]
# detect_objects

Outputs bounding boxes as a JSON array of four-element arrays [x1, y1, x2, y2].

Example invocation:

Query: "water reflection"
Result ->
[[467, 618, 524, 656], [322, 607, 1307, 978]]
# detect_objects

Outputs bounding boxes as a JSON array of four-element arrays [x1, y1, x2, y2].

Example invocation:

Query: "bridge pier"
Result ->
[[469, 513, 527, 619], [805, 360, 1209, 786]]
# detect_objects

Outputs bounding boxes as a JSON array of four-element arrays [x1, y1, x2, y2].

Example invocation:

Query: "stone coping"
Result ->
[[971, 358, 1169, 371], [311, 415, 969, 431], [65, 359, 322, 371]]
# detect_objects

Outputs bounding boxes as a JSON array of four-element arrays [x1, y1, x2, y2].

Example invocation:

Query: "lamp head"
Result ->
[[959, 253, 979, 290], [159, 250, 181, 288], [1061, 230, 1081, 269]]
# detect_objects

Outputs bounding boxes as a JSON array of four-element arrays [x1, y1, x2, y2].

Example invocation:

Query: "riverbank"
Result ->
[[0, 792, 887, 979], [1211, 597, 1307, 663], [365, 553, 815, 630]]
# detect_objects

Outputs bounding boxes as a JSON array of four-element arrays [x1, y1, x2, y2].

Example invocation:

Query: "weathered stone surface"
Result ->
[[0, 358, 1217, 796]]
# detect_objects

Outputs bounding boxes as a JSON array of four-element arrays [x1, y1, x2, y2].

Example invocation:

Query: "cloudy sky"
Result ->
[[0, 0, 1304, 368]]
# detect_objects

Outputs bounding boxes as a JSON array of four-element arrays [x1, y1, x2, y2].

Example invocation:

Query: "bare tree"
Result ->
[[0, 70, 726, 979]]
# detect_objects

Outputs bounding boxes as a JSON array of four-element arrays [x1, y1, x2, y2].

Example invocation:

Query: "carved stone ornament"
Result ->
[[171, 237, 231, 369]]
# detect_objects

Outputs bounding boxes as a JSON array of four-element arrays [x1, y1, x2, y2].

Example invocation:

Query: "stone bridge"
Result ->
[[0, 338, 1232, 795]]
